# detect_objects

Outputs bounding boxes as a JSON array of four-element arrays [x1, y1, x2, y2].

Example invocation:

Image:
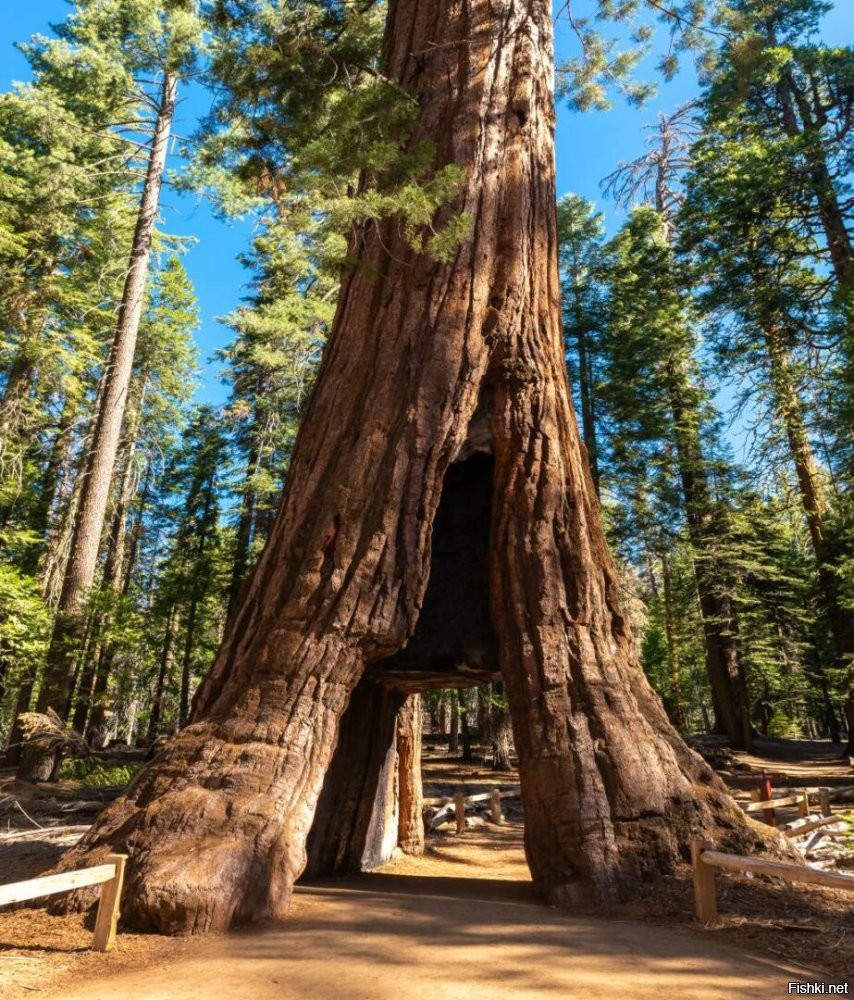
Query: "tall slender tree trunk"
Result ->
[[570, 311, 599, 496], [775, 72, 853, 295], [37, 72, 177, 717], [2, 680, 33, 766], [761, 318, 854, 752], [396, 694, 424, 856], [667, 376, 751, 750], [146, 607, 178, 742], [493, 708, 513, 772], [178, 474, 215, 728], [448, 696, 460, 754], [763, 324, 828, 554], [60, 0, 778, 933], [24, 391, 80, 571], [654, 177, 750, 749], [228, 423, 261, 617], [661, 555, 685, 730], [178, 596, 200, 730], [87, 466, 149, 742], [38, 451, 86, 607], [459, 691, 473, 761], [477, 683, 490, 740], [72, 408, 141, 736]]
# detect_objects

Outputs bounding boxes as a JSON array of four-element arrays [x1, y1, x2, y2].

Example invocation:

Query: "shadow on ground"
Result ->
[[48, 878, 824, 1000]]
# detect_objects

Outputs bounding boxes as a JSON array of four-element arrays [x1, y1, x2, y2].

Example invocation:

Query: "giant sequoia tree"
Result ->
[[61, 0, 774, 934]]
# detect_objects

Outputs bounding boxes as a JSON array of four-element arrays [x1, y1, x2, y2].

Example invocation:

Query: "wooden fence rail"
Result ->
[[0, 854, 127, 952], [690, 840, 854, 923], [742, 785, 839, 827], [427, 786, 521, 830]]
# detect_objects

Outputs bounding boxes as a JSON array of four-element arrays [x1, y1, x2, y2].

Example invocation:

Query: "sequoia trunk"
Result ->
[[60, 0, 776, 932], [304, 678, 404, 876]]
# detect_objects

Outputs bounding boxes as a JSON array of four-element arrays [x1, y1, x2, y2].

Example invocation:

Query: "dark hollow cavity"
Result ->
[[370, 451, 500, 691]]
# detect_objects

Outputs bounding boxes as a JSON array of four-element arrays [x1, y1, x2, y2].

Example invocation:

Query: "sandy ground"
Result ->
[[36, 881, 840, 1000], [720, 737, 854, 789], [3, 821, 851, 998], [1, 741, 852, 998]]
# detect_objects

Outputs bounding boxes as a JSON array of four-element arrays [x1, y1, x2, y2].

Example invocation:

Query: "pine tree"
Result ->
[[557, 195, 605, 496], [37, 0, 204, 718], [73, 257, 200, 738], [596, 206, 752, 747], [682, 65, 854, 749]]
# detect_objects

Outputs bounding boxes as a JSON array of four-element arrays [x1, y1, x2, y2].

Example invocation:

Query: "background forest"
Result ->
[[0, 0, 851, 765]]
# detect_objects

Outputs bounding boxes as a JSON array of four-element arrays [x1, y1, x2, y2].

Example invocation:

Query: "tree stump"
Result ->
[[15, 710, 88, 784]]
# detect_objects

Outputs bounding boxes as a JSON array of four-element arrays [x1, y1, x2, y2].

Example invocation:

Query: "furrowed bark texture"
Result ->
[[304, 678, 404, 877], [396, 694, 425, 856], [60, 0, 778, 932]]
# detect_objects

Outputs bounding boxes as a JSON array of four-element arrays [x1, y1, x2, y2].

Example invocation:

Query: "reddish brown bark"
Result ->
[[396, 695, 424, 856], [304, 679, 404, 877], [59, 0, 781, 932]]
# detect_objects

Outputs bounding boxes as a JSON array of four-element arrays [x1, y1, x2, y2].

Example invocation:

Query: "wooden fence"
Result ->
[[742, 785, 836, 828], [0, 854, 127, 952], [425, 786, 521, 830], [690, 839, 854, 923]]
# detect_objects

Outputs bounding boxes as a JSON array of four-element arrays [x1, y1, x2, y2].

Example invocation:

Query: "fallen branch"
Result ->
[[0, 824, 90, 843], [13, 800, 45, 830], [784, 815, 846, 839]]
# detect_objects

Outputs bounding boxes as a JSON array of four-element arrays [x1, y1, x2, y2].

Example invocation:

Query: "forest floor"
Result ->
[[0, 738, 852, 997]]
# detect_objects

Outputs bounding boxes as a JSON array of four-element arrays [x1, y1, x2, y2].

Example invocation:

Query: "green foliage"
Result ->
[[0, 558, 51, 693], [193, 0, 469, 262], [556, 0, 728, 110], [58, 758, 140, 786], [1, 0, 851, 752]]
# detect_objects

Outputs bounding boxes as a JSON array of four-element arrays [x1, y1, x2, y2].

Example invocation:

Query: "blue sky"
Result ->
[[1, 2, 851, 409]]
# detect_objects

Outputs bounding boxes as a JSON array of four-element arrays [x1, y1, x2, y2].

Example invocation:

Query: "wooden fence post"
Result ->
[[798, 788, 810, 818], [490, 788, 503, 825], [92, 854, 127, 953], [454, 792, 466, 835], [759, 775, 776, 826], [819, 787, 831, 817], [690, 839, 718, 924]]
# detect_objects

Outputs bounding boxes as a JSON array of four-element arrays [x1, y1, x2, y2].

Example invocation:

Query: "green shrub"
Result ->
[[58, 758, 139, 787]]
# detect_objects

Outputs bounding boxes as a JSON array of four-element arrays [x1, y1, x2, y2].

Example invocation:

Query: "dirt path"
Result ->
[[11, 824, 845, 1000], [40, 879, 824, 1000], [2, 743, 851, 997]]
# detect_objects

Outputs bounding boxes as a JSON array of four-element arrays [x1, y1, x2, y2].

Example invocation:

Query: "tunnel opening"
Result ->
[[305, 422, 520, 880], [369, 449, 500, 691]]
